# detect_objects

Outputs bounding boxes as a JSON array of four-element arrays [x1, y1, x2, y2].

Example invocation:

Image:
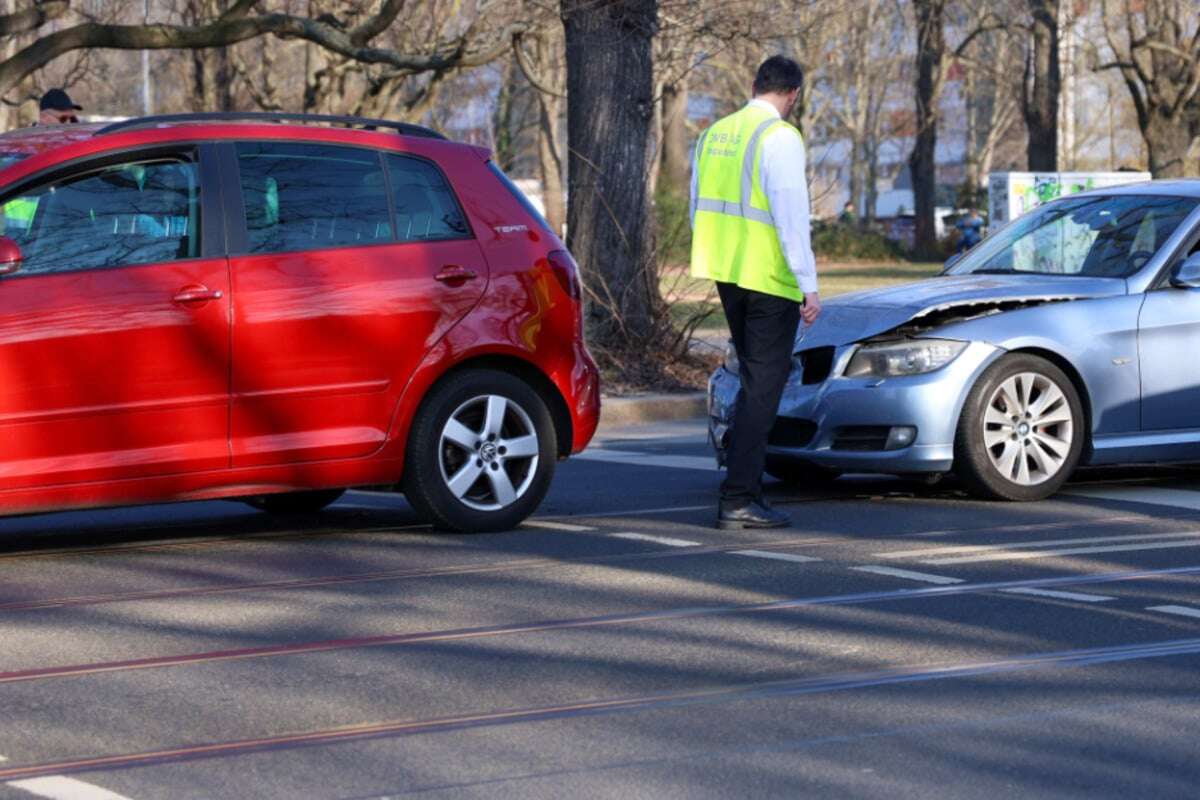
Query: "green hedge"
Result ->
[[811, 221, 908, 260]]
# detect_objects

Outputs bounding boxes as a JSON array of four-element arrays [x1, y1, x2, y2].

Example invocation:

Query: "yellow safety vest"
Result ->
[[690, 104, 804, 302]]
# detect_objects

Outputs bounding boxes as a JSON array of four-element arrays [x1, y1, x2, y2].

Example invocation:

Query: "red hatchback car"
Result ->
[[0, 112, 599, 532]]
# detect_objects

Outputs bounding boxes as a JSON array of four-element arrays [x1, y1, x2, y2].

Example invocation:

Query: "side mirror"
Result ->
[[1170, 253, 1200, 289], [0, 236, 21, 276], [942, 252, 963, 274]]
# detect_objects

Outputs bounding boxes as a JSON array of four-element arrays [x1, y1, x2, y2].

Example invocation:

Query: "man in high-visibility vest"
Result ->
[[691, 55, 820, 530]]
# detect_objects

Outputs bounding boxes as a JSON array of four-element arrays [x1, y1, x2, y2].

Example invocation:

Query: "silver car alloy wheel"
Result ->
[[982, 371, 1074, 486], [438, 394, 540, 512]]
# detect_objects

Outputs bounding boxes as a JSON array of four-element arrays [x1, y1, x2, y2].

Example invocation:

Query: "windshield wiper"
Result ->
[[969, 268, 1020, 274]]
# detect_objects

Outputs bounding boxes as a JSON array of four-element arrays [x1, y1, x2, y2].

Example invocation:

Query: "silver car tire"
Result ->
[[954, 354, 1084, 501], [403, 368, 557, 532]]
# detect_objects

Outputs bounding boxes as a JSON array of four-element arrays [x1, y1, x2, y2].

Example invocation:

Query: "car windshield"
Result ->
[[948, 194, 1199, 278]]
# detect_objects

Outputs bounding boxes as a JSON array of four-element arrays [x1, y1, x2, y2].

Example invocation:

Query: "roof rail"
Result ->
[[94, 112, 446, 140]]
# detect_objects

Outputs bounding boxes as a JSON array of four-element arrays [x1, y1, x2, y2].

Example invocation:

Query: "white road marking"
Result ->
[[611, 532, 702, 548], [1147, 605, 1200, 620], [851, 566, 964, 585], [879, 530, 1200, 559], [924, 539, 1200, 565], [521, 520, 597, 532], [583, 504, 712, 518], [574, 448, 718, 472], [731, 549, 822, 564], [1001, 587, 1116, 603], [7, 776, 134, 799], [1065, 486, 1200, 511]]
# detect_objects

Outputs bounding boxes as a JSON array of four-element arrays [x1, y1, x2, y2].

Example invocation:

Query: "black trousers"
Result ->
[[717, 281, 801, 504]]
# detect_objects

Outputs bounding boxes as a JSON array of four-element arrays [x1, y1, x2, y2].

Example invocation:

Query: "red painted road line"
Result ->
[[0, 536, 838, 613], [0, 526, 381, 562], [2, 565, 1198, 687], [2, 636, 1198, 782]]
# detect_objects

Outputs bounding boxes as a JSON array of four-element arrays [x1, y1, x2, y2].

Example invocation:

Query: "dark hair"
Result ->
[[753, 56, 804, 96]]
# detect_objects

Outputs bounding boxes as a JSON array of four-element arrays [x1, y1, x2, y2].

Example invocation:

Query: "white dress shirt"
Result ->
[[690, 98, 818, 294]]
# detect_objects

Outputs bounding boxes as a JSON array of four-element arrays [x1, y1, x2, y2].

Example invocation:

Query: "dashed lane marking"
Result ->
[[7, 776, 134, 799], [731, 550, 822, 564], [879, 530, 1200, 560], [576, 504, 712, 518], [851, 566, 964, 585], [610, 532, 702, 548], [1001, 588, 1116, 603], [1065, 486, 1200, 511], [573, 448, 718, 472], [1147, 605, 1200, 620], [521, 520, 598, 532], [924, 538, 1200, 565]]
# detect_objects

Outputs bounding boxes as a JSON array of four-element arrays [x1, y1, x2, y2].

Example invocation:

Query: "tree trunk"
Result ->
[[490, 57, 518, 172], [535, 89, 566, 236], [1023, 0, 1058, 171], [660, 80, 690, 196], [848, 138, 864, 218], [192, 45, 233, 112], [864, 137, 879, 224], [908, 0, 943, 257], [1144, 110, 1198, 178], [561, 0, 659, 350]]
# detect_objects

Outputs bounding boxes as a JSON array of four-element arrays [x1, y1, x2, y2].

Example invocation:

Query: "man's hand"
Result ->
[[801, 291, 822, 326]]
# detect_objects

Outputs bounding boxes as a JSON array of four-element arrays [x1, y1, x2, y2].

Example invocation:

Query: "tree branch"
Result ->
[[0, 6, 532, 98], [512, 32, 566, 98], [0, 1, 68, 38]]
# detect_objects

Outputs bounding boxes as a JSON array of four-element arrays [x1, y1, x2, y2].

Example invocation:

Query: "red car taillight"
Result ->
[[547, 250, 581, 302], [547, 249, 584, 338]]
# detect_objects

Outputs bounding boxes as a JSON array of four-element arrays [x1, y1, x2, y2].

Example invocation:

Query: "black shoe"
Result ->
[[717, 500, 791, 530]]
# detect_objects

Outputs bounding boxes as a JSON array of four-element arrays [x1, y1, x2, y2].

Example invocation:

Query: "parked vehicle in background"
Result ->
[[0, 113, 599, 532], [710, 183, 1200, 501]]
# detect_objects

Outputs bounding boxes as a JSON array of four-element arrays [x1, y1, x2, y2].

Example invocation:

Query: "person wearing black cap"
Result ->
[[37, 88, 82, 125]]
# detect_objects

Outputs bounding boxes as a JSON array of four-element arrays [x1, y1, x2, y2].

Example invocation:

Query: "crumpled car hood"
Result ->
[[797, 274, 1128, 348]]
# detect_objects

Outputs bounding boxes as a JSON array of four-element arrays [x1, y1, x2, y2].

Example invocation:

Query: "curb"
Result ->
[[599, 392, 708, 427]]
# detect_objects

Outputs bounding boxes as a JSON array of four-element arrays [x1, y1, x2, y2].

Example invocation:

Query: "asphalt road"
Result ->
[[2, 419, 1200, 799]]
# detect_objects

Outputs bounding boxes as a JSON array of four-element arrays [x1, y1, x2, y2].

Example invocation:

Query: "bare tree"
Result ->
[[815, 0, 907, 220], [907, 0, 1001, 254], [908, 0, 944, 255], [0, 0, 529, 104], [958, 1, 1022, 201], [514, 27, 567, 236], [560, 0, 659, 357], [1097, 0, 1200, 177], [1020, 0, 1060, 170]]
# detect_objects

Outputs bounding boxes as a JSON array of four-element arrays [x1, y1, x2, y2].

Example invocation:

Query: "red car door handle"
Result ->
[[172, 285, 224, 304], [434, 265, 478, 284]]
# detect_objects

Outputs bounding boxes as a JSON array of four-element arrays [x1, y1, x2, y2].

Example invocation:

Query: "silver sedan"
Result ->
[[708, 181, 1200, 500]]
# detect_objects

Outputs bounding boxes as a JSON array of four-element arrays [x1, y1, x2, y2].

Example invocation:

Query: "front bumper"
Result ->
[[708, 341, 1001, 473]]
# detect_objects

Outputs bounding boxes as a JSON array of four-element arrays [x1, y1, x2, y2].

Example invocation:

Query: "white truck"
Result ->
[[986, 171, 1152, 228]]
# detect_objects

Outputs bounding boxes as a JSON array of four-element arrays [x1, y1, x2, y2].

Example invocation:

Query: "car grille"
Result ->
[[798, 346, 835, 384], [832, 426, 892, 451], [768, 417, 817, 448]]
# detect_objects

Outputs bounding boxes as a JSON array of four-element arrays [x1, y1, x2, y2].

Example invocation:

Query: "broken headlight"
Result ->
[[844, 339, 968, 378]]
